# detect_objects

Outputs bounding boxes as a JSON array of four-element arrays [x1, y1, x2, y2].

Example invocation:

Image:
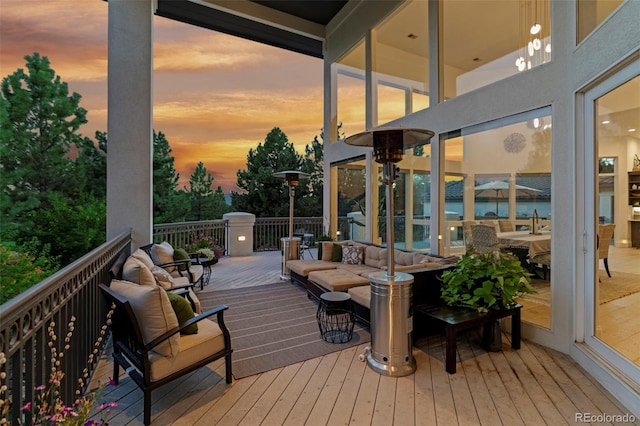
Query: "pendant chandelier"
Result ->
[[515, 0, 551, 72]]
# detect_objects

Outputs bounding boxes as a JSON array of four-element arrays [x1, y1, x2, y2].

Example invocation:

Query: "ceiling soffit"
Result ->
[[156, 0, 348, 58]]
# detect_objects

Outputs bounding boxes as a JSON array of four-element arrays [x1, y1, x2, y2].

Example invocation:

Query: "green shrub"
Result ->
[[0, 241, 58, 304]]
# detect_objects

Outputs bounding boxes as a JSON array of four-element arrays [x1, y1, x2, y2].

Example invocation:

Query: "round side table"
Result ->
[[316, 291, 355, 343]]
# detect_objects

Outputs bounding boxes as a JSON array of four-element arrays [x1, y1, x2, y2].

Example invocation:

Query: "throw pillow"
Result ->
[[153, 242, 175, 272], [131, 248, 155, 271], [166, 292, 198, 334], [173, 248, 191, 272], [342, 245, 364, 264], [321, 241, 334, 261], [122, 256, 156, 286], [331, 243, 343, 262], [109, 279, 180, 357], [151, 265, 175, 289]]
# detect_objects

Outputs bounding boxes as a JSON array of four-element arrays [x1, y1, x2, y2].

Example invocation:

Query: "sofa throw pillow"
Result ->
[[173, 248, 191, 272], [331, 243, 343, 262], [342, 245, 364, 264], [151, 265, 175, 289], [131, 248, 155, 271], [166, 292, 198, 334], [109, 279, 180, 357]]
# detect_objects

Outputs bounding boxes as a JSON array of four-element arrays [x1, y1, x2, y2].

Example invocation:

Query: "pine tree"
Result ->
[[153, 130, 189, 223], [185, 162, 229, 220], [232, 127, 303, 217]]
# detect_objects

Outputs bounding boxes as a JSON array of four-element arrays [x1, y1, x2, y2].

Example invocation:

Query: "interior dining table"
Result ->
[[497, 230, 551, 259]]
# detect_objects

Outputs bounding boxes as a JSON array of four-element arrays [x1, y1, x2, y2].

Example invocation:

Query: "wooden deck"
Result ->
[[92, 250, 637, 425]]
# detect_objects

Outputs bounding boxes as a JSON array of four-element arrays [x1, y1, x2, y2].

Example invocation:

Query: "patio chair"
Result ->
[[529, 252, 551, 280], [299, 233, 315, 259], [141, 242, 205, 289], [470, 224, 500, 254], [598, 223, 616, 278], [462, 220, 477, 252], [116, 250, 202, 313], [99, 282, 232, 426]]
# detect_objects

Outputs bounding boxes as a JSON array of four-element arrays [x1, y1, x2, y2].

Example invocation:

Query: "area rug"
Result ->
[[197, 282, 370, 379], [520, 270, 640, 307]]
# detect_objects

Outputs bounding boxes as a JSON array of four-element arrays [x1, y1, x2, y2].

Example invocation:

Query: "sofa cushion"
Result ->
[[342, 245, 364, 264], [110, 279, 180, 357], [308, 269, 370, 292], [335, 263, 380, 277], [394, 262, 444, 272], [287, 259, 337, 277], [348, 285, 370, 309], [394, 250, 415, 266], [323, 241, 341, 261], [364, 246, 387, 269], [122, 256, 156, 286]]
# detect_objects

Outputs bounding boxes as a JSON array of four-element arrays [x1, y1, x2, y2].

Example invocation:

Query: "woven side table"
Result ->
[[316, 291, 355, 343]]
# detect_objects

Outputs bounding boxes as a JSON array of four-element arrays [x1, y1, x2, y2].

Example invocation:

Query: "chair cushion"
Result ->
[[342, 245, 364, 264], [153, 242, 175, 272], [148, 318, 225, 381], [131, 248, 155, 271], [166, 292, 198, 335], [122, 256, 156, 286], [110, 279, 180, 357]]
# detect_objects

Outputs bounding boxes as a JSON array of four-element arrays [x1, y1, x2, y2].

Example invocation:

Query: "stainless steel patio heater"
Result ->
[[274, 170, 310, 279], [345, 127, 434, 377]]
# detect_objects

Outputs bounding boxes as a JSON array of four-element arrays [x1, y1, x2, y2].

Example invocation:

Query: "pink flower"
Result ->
[[35, 384, 46, 391], [21, 401, 31, 411], [108, 377, 117, 387]]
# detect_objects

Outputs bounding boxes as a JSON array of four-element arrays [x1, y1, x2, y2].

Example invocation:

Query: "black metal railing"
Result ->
[[253, 217, 324, 251], [0, 231, 131, 424], [153, 220, 227, 251]]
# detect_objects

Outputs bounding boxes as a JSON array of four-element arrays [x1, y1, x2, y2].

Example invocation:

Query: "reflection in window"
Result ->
[[336, 41, 366, 140], [443, 111, 552, 328], [442, 0, 551, 100], [577, 0, 624, 44], [336, 159, 366, 241], [372, 0, 429, 124]]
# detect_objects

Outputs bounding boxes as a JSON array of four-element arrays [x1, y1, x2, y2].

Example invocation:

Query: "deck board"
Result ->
[[90, 250, 637, 425]]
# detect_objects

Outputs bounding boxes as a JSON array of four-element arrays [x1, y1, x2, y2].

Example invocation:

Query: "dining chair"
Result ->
[[471, 224, 500, 254], [498, 219, 515, 232], [597, 223, 616, 278]]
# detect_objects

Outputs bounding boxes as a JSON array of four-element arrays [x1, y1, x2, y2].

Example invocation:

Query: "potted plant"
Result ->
[[186, 235, 224, 263], [440, 251, 535, 313]]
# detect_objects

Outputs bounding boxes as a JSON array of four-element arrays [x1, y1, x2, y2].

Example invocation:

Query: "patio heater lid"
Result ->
[[273, 170, 310, 187], [345, 126, 434, 164]]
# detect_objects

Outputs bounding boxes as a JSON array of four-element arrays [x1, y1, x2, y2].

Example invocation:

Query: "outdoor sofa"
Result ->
[[287, 240, 458, 326]]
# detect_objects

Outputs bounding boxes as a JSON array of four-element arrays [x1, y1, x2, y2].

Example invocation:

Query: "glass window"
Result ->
[[442, 0, 551, 100], [372, 0, 429, 124], [577, 0, 624, 44], [443, 110, 552, 328], [593, 75, 640, 368], [335, 158, 367, 241], [336, 40, 366, 140]]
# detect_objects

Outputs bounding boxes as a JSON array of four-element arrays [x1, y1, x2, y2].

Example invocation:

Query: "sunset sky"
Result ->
[[0, 0, 324, 193]]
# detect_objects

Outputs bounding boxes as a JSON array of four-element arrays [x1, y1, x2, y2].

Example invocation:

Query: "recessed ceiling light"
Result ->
[[601, 120, 610, 124], [629, 128, 637, 132]]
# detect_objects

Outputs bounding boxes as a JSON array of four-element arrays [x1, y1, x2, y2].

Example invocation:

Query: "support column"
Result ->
[[106, 0, 153, 249], [224, 212, 255, 256]]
